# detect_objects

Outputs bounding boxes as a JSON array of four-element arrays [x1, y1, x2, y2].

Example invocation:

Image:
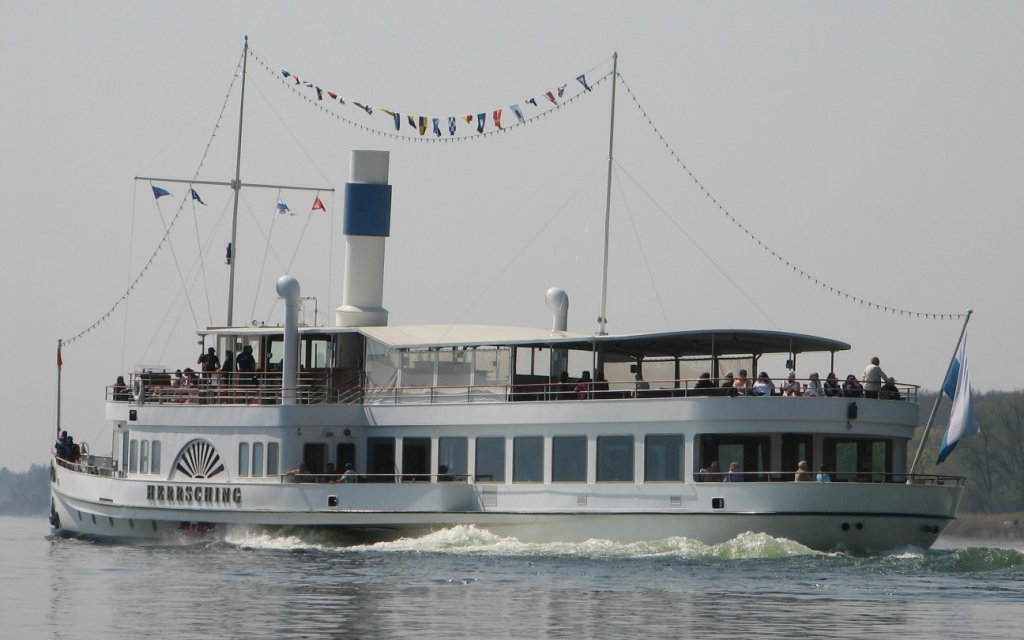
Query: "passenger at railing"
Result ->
[[692, 372, 716, 396], [803, 372, 824, 397], [593, 371, 611, 398], [842, 375, 864, 398], [752, 371, 775, 396], [721, 372, 738, 397], [286, 462, 310, 483], [823, 372, 842, 397], [55, 431, 69, 459], [556, 370, 573, 400], [879, 377, 902, 401], [574, 371, 592, 399], [794, 460, 814, 481], [724, 461, 743, 482], [236, 345, 257, 386], [113, 376, 130, 401], [781, 371, 801, 396], [633, 372, 651, 397], [862, 356, 889, 399], [816, 465, 832, 482], [172, 369, 184, 388], [732, 369, 752, 396], [198, 347, 220, 386], [699, 460, 722, 482], [342, 463, 358, 483]]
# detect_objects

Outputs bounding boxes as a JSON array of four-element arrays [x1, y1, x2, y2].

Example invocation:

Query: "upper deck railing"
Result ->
[[107, 373, 918, 406]]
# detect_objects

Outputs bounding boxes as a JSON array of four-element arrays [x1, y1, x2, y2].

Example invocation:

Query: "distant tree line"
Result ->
[[0, 464, 50, 515], [912, 390, 1024, 513]]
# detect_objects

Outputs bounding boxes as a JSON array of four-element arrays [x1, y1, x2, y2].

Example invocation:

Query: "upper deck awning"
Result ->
[[199, 323, 849, 359]]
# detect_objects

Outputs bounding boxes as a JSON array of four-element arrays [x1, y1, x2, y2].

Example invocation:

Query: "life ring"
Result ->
[[132, 377, 146, 403]]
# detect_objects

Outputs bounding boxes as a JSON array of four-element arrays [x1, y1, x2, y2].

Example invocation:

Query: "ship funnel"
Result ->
[[276, 275, 300, 405], [336, 150, 392, 327], [545, 287, 569, 332]]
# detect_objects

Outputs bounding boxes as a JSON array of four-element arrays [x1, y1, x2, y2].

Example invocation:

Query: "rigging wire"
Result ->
[[616, 72, 966, 321], [189, 196, 214, 326], [149, 185, 201, 330], [613, 161, 780, 329], [611, 170, 675, 332], [61, 49, 246, 348]]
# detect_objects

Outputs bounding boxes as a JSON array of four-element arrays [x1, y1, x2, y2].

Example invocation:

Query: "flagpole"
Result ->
[[908, 309, 973, 476], [56, 339, 62, 438], [597, 51, 618, 336], [226, 35, 249, 327]]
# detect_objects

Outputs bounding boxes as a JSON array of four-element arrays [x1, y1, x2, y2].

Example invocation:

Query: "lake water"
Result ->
[[3, 516, 1022, 639]]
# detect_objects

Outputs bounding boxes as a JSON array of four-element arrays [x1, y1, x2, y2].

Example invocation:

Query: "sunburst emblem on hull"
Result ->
[[174, 439, 225, 479]]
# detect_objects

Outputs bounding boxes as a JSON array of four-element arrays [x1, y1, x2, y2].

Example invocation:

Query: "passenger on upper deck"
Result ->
[[574, 371, 592, 399], [843, 375, 864, 398], [342, 463, 358, 483], [556, 370, 573, 400], [816, 465, 832, 482], [236, 345, 257, 385], [633, 372, 650, 397], [113, 376, 130, 401], [862, 356, 888, 399], [198, 347, 220, 385], [692, 372, 716, 396], [732, 369, 752, 396], [803, 372, 824, 397], [593, 371, 611, 398], [55, 431, 68, 459], [879, 377, 902, 401], [752, 372, 775, 396], [823, 372, 842, 397], [781, 371, 801, 396], [795, 460, 814, 481], [721, 372, 738, 397]]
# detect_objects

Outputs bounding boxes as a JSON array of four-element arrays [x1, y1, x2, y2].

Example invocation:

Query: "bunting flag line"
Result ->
[[190, 188, 206, 205], [151, 186, 171, 199], [311, 196, 326, 212], [259, 49, 612, 139]]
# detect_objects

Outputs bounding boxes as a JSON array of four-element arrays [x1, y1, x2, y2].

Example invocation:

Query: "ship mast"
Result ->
[[597, 52, 618, 336], [225, 35, 250, 327], [135, 36, 333, 327]]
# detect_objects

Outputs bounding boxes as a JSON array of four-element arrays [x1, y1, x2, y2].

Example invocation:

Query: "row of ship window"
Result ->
[[237, 442, 281, 477]]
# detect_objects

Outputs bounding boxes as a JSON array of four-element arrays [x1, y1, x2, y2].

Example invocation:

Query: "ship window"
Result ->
[[366, 438, 395, 482], [436, 348, 471, 391], [697, 435, 771, 481], [513, 437, 544, 483], [823, 437, 893, 482], [475, 437, 505, 483], [140, 440, 149, 474], [597, 436, 634, 482], [402, 438, 432, 481], [267, 442, 279, 476], [552, 436, 586, 482], [645, 435, 684, 482], [438, 437, 467, 481], [151, 441, 161, 475], [238, 443, 250, 477], [129, 440, 139, 473], [252, 442, 264, 477]]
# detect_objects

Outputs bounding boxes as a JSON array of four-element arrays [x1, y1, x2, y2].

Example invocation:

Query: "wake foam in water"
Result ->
[[220, 524, 820, 560]]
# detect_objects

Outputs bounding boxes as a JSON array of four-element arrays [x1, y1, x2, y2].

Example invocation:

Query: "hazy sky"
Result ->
[[1, 1, 1021, 471]]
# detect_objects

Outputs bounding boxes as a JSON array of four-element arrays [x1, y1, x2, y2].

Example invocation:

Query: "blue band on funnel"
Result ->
[[343, 183, 392, 237]]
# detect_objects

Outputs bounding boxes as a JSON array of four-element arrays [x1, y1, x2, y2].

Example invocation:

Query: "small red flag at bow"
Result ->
[[312, 197, 326, 212]]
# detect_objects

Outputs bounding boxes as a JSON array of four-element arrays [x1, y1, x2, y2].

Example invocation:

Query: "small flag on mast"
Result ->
[[276, 199, 292, 216], [151, 186, 171, 199], [190, 188, 206, 205], [311, 197, 326, 212]]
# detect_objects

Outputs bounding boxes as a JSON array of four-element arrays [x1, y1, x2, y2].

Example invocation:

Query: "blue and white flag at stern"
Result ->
[[936, 332, 979, 463]]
